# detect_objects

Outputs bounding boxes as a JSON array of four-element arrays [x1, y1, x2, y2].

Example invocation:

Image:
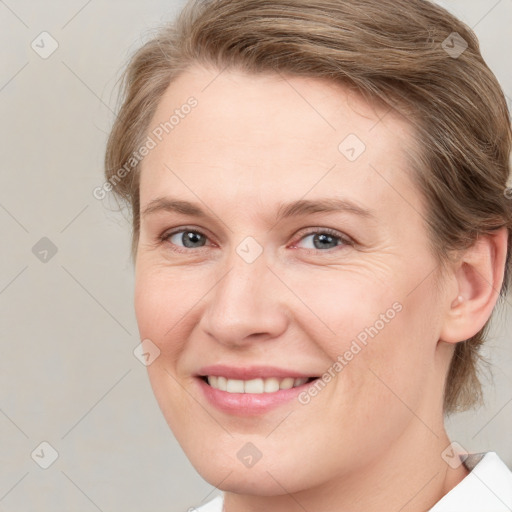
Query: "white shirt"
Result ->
[[192, 452, 512, 512]]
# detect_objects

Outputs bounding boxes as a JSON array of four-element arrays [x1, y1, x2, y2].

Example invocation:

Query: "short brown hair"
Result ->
[[104, 0, 512, 414]]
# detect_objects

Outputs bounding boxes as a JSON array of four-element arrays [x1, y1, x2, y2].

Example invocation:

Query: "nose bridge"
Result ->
[[200, 240, 287, 344]]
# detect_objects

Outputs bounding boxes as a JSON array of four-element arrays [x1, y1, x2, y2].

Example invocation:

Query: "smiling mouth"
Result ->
[[200, 375, 318, 393]]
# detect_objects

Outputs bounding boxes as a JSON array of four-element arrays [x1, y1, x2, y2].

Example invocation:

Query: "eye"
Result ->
[[160, 228, 211, 252], [293, 228, 352, 251]]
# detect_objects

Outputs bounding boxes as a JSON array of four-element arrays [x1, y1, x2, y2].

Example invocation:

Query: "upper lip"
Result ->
[[197, 365, 317, 380]]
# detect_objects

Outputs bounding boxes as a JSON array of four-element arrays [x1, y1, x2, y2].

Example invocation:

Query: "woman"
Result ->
[[103, 0, 512, 510]]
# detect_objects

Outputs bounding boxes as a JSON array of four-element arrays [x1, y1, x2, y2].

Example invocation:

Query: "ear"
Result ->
[[439, 227, 508, 344]]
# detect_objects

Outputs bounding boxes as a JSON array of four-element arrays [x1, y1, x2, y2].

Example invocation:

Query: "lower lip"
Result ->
[[196, 377, 317, 415]]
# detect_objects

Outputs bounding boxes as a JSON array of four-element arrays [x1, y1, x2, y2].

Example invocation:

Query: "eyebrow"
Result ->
[[141, 196, 375, 222]]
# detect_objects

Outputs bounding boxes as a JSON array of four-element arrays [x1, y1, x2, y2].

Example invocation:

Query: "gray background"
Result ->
[[0, 1, 511, 510]]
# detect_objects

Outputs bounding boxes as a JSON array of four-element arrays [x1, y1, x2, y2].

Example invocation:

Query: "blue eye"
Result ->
[[164, 229, 208, 250], [294, 229, 350, 251]]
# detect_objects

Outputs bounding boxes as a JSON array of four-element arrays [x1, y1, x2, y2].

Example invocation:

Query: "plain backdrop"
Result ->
[[1, 0, 511, 510]]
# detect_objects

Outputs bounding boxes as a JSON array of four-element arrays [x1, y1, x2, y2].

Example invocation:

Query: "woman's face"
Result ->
[[135, 65, 453, 495]]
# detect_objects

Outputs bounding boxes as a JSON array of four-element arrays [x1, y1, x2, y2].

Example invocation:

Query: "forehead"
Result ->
[[139, 64, 423, 220]]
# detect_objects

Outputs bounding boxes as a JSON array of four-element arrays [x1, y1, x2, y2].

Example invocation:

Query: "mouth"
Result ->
[[199, 375, 319, 393], [195, 367, 322, 415]]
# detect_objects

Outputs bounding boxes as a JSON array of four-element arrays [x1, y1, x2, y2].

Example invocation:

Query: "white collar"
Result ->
[[428, 451, 512, 511]]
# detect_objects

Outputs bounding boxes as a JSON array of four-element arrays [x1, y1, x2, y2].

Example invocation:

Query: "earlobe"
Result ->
[[439, 227, 508, 344]]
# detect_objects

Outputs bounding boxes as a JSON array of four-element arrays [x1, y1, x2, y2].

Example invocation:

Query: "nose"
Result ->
[[198, 248, 289, 347]]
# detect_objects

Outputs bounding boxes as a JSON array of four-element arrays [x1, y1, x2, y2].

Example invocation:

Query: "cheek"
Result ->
[[340, 293, 440, 425], [134, 265, 196, 356], [309, 309, 433, 470], [286, 267, 401, 356], [301, 269, 437, 414]]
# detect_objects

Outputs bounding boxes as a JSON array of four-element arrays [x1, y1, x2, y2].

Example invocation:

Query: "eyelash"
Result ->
[[158, 226, 353, 255]]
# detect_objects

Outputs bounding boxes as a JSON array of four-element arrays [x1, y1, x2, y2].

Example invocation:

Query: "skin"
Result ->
[[134, 64, 507, 512]]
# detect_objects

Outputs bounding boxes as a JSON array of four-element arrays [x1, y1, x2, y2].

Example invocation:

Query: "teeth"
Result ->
[[280, 377, 295, 390], [226, 379, 244, 393], [206, 376, 310, 393], [217, 376, 227, 391], [264, 377, 279, 393]]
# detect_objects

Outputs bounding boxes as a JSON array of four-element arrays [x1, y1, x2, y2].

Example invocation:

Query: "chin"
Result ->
[[189, 450, 315, 497], [201, 468, 301, 496]]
